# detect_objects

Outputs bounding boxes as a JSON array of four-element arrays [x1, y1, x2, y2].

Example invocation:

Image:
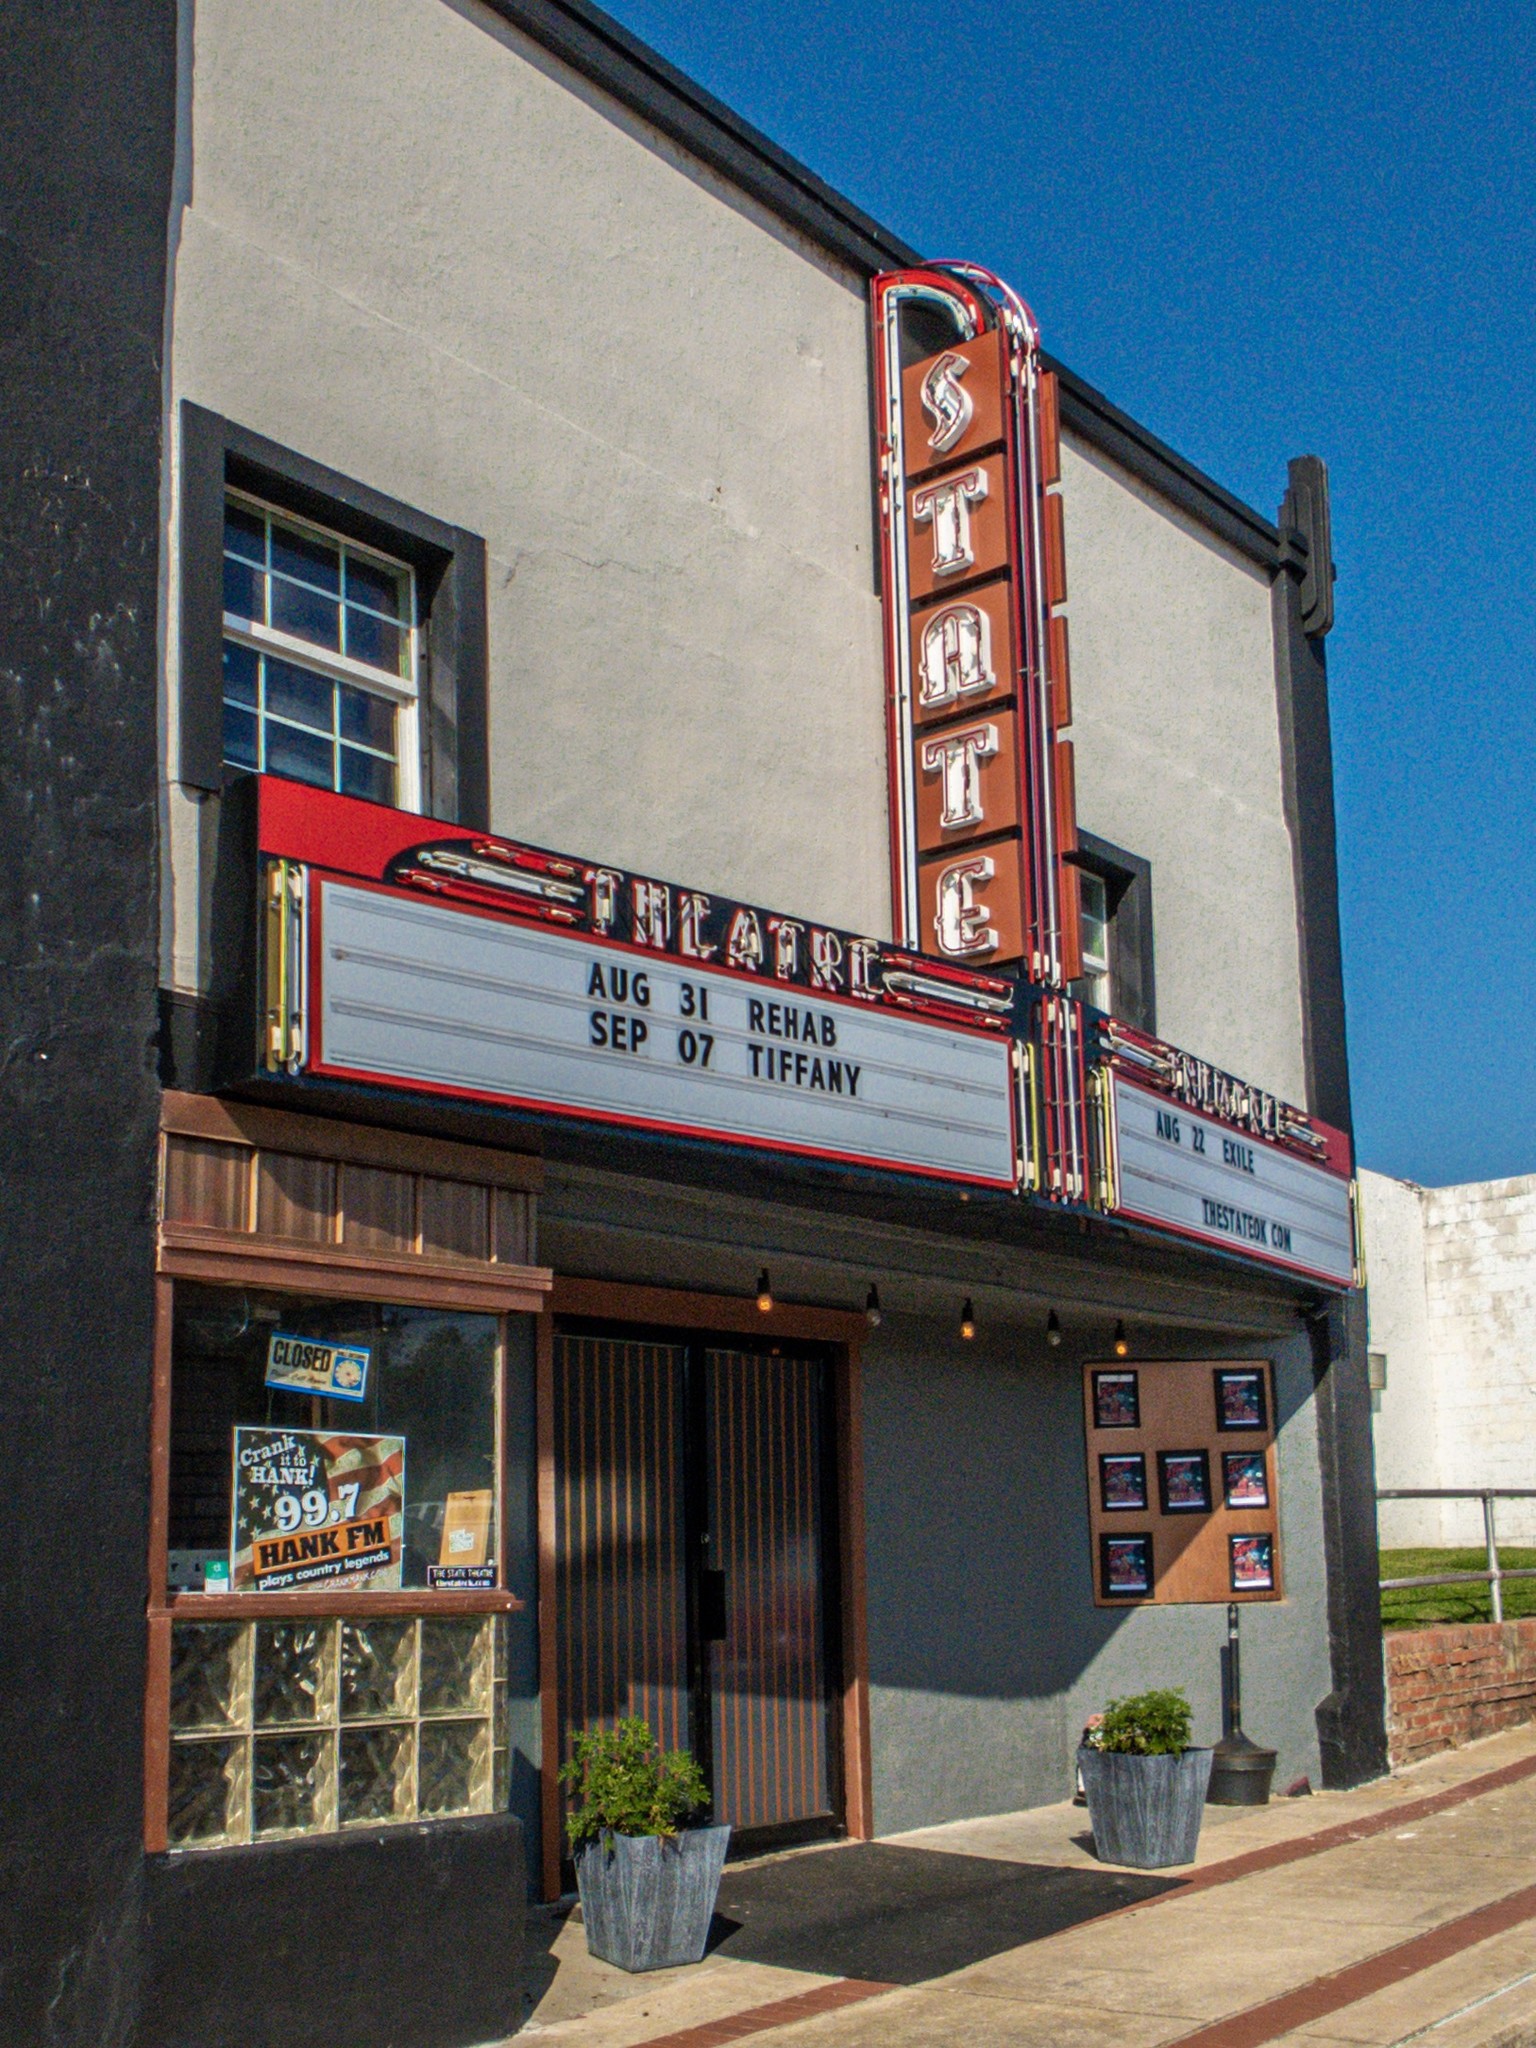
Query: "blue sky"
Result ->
[[600, 0, 1534, 1187]]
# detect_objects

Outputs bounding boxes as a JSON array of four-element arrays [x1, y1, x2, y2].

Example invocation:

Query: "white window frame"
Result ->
[[1077, 868, 1112, 1012], [222, 488, 422, 812]]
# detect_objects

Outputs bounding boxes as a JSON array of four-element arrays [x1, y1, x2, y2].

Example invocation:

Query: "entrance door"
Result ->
[[553, 1327, 839, 1852]]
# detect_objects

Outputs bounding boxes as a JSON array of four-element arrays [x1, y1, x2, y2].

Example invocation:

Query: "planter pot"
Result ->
[[1078, 1746, 1214, 1869], [575, 1824, 731, 1972]]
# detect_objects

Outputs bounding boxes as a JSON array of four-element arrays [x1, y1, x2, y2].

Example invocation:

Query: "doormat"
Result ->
[[711, 1843, 1179, 1984]]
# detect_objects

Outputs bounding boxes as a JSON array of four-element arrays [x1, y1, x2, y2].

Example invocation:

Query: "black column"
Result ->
[[0, 5, 176, 2040], [1272, 457, 1388, 1787]]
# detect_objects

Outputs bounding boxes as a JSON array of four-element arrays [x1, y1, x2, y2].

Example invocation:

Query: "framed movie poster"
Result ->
[[230, 1426, 405, 1592], [1099, 1452, 1148, 1513], [1100, 1533, 1152, 1599], [1092, 1369, 1140, 1430], [1157, 1449, 1211, 1515], [1084, 1358, 1280, 1606], [1213, 1368, 1268, 1432], [1222, 1450, 1270, 1509], [1230, 1532, 1275, 1591]]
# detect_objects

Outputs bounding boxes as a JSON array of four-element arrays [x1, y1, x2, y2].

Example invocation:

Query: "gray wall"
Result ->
[[1062, 435, 1307, 1104], [540, 1162, 1334, 1836], [164, 0, 1313, 1110], [860, 1315, 1329, 1833]]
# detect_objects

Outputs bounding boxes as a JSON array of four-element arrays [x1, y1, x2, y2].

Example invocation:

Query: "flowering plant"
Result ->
[[1082, 1688, 1192, 1756]]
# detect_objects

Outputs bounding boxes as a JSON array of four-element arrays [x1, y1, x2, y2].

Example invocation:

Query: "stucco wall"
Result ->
[[1360, 1168, 1438, 1546], [163, 0, 888, 990], [1061, 435, 1307, 1105], [163, 0, 1312, 1120], [860, 1319, 1329, 1831], [1364, 1168, 1536, 1546]]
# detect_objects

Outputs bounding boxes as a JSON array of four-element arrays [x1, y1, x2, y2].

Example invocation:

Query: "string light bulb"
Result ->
[[865, 1285, 882, 1328], [1113, 1318, 1129, 1359], [1046, 1310, 1062, 1348], [960, 1297, 976, 1341], [756, 1269, 773, 1313]]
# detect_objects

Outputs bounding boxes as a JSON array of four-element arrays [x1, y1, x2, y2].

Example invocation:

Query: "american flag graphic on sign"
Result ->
[[231, 1427, 407, 1591]]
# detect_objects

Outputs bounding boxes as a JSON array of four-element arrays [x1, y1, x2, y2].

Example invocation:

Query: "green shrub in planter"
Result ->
[[559, 1719, 728, 1972], [1079, 1688, 1211, 1869], [1086, 1688, 1193, 1757]]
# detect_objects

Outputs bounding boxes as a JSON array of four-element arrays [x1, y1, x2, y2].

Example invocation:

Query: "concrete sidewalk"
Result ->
[[504, 1727, 1536, 2048]]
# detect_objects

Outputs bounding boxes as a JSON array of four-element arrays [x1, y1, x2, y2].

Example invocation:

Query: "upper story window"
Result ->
[[1068, 833, 1156, 1034], [220, 493, 419, 809], [1076, 870, 1112, 1012]]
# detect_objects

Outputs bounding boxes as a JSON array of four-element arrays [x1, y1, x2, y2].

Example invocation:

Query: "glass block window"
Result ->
[[168, 1613, 509, 1848], [221, 492, 419, 809]]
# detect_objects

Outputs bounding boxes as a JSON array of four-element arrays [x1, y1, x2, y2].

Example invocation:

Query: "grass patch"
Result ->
[[1380, 1547, 1536, 1631]]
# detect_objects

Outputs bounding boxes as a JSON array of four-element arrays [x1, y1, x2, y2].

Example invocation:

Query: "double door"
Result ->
[[553, 1325, 841, 1849]]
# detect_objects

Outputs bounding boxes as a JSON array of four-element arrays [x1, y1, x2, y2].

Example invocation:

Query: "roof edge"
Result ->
[[480, 0, 1281, 568]]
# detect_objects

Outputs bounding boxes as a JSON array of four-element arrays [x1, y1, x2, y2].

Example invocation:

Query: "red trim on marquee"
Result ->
[[303, 870, 1021, 1192]]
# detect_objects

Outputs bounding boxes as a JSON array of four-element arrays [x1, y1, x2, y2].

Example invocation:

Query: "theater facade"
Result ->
[[4, 3, 1384, 2044]]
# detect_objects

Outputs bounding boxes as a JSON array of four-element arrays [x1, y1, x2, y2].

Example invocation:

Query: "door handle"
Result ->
[[699, 1568, 728, 1641]]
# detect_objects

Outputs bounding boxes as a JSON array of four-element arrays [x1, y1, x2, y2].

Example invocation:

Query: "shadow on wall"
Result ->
[[858, 1315, 1325, 1826]]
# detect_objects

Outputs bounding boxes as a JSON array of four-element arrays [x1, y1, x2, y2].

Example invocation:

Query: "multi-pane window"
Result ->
[[221, 492, 419, 808], [168, 1613, 508, 1848], [163, 1283, 507, 1850], [1075, 869, 1112, 1012]]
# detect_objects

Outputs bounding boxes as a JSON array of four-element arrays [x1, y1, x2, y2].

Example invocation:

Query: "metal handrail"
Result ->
[[1377, 1488, 1536, 1624]]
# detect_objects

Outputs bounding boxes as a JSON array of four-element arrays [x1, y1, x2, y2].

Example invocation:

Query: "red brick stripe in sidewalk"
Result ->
[[1166, 1749, 1536, 1900], [613, 1750, 1536, 2048], [1157, 1879, 1536, 2048], [615, 1978, 896, 2048]]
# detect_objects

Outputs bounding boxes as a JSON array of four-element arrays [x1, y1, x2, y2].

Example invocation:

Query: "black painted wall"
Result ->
[[1272, 467, 1389, 1787], [0, 5, 177, 2041]]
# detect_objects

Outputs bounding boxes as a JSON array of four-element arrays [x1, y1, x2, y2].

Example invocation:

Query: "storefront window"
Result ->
[[168, 1285, 498, 1594], [162, 1285, 508, 1849]]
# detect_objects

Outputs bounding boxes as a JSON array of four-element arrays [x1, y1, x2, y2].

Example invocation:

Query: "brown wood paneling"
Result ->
[[1048, 611, 1072, 730], [493, 1187, 533, 1267], [163, 1136, 250, 1232], [143, 1611, 171, 1854], [340, 1163, 415, 1254], [835, 1343, 874, 1841], [1082, 1359, 1282, 1606], [706, 1348, 830, 1832], [549, 1279, 866, 1347], [536, 1313, 562, 1900], [419, 1176, 489, 1262], [1044, 489, 1068, 604], [161, 1090, 542, 1191], [158, 1589, 519, 1619], [255, 1149, 335, 1243], [553, 1334, 690, 1815], [1038, 370, 1061, 487], [157, 1226, 552, 1314]]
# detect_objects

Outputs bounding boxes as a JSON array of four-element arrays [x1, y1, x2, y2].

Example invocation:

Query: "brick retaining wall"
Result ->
[[1386, 1619, 1536, 1766]]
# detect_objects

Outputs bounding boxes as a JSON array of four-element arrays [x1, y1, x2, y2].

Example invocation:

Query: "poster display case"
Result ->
[[1082, 1360, 1282, 1605]]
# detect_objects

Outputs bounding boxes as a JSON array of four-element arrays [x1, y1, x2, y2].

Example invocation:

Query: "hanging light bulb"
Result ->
[[1046, 1310, 1062, 1348], [865, 1285, 882, 1328], [1113, 1318, 1129, 1358], [756, 1269, 773, 1313], [960, 1297, 976, 1341]]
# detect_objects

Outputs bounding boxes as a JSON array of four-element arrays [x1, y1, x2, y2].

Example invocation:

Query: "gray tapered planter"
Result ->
[[575, 1824, 731, 1971], [1078, 1746, 1213, 1869]]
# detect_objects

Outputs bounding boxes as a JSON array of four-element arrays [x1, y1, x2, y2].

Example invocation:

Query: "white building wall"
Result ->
[[1360, 1168, 1438, 1545], [1363, 1167, 1536, 1547]]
